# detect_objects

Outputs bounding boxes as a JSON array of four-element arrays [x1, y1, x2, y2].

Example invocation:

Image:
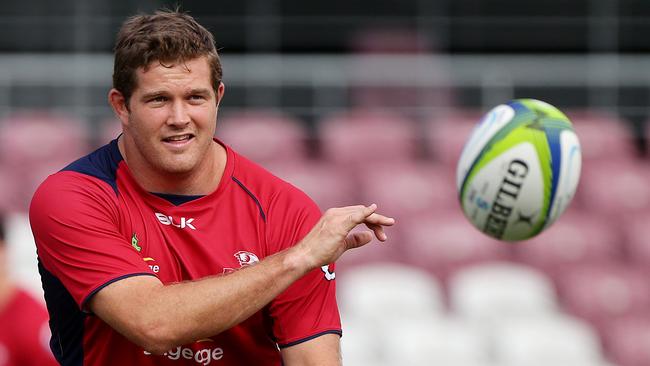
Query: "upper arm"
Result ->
[[87, 275, 164, 350], [30, 173, 155, 309], [31, 174, 167, 351], [281, 333, 342, 366]]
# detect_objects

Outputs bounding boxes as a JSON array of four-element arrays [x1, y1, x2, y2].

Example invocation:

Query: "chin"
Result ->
[[152, 142, 211, 175], [157, 157, 200, 175]]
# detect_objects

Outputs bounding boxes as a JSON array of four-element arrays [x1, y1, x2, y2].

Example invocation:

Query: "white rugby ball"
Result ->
[[457, 99, 581, 241]]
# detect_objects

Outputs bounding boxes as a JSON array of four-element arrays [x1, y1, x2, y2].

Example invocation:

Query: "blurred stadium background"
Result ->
[[3, 1, 650, 365]]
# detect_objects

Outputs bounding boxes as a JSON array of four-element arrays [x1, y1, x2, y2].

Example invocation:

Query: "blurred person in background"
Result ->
[[29, 9, 394, 366], [0, 215, 58, 366]]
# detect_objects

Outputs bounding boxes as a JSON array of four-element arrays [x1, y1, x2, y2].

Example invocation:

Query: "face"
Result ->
[[110, 56, 224, 177]]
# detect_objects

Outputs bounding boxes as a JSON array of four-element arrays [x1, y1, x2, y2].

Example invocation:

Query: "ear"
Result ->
[[108, 88, 130, 125], [215, 82, 225, 107]]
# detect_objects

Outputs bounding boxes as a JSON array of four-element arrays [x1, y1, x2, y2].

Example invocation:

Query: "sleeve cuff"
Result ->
[[80, 272, 158, 313], [277, 329, 343, 348]]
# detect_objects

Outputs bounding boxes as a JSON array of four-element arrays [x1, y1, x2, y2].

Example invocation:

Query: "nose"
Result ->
[[167, 99, 191, 127]]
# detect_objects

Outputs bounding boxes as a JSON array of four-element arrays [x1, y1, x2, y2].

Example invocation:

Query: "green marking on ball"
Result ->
[[459, 106, 535, 202], [515, 124, 552, 236], [519, 99, 570, 122]]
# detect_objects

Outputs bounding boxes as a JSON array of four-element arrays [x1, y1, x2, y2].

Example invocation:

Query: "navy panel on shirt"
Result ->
[[61, 139, 123, 194], [151, 192, 205, 206], [38, 260, 85, 366]]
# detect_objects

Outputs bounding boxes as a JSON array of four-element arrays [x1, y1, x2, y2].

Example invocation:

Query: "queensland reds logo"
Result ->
[[234, 251, 259, 267]]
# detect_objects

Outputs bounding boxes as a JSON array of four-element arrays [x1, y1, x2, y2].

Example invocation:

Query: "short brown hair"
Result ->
[[112, 10, 223, 105]]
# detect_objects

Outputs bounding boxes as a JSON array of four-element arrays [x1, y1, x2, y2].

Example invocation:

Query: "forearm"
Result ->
[[155, 245, 310, 343], [92, 244, 312, 353]]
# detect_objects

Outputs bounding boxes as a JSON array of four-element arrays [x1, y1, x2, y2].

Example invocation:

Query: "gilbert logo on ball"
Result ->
[[457, 99, 581, 241]]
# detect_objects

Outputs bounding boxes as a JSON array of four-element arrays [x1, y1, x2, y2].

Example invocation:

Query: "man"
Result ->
[[0, 215, 58, 366], [30, 9, 394, 366]]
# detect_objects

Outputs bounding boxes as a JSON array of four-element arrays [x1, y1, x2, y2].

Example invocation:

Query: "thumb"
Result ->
[[344, 231, 374, 250]]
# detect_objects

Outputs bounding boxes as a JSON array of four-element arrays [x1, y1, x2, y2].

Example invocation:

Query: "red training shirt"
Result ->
[[30, 138, 340, 366]]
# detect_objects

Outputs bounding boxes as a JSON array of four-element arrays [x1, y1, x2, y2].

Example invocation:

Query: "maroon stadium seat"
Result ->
[[319, 109, 418, 167], [266, 161, 358, 211], [556, 264, 650, 332], [425, 110, 485, 170], [0, 166, 21, 213], [400, 209, 512, 279], [0, 112, 89, 169], [514, 208, 624, 276], [216, 110, 309, 164], [576, 159, 650, 219], [0, 112, 90, 212], [566, 110, 637, 163], [357, 161, 458, 220], [602, 315, 650, 366], [621, 211, 650, 265]]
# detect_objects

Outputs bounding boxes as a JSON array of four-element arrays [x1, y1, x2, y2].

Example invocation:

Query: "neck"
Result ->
[[118, 138, 227, 195]]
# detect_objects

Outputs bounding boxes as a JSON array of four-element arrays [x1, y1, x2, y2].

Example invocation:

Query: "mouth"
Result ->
[[162, 134, 195, 147]]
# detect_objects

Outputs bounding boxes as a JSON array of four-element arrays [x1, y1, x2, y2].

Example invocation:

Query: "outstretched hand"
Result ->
[[297, 204, 395, 270]]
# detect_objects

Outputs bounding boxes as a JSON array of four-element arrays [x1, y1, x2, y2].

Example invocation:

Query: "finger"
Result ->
[[366, 222, 388, 241], [344, 231, 374, 250], [364, 212, 396, 227], [345, 204, 378, 230]]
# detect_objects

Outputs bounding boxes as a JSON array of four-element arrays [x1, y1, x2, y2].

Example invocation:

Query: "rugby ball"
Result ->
[[457, 99, 581, 241]]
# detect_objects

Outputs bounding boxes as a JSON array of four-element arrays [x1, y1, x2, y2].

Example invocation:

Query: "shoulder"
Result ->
[[228, 147, 319, 217], [60, 138, 123, 194], [30, 141, 122, 227]]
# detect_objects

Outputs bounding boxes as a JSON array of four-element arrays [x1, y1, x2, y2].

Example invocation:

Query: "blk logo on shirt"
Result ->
[[155, 213, 197, 230]]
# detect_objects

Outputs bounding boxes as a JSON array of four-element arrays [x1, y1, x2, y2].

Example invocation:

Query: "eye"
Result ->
[[148, 96, 167, 104], [188, 94, 207, 104]]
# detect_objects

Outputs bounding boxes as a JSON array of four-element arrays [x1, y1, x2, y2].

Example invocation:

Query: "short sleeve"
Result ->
[[265, 184, 341, 347], [29, 172, 155, 310]]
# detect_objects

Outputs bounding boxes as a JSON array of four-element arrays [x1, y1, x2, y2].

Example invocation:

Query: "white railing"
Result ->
[[0, 53, 646, 117]]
